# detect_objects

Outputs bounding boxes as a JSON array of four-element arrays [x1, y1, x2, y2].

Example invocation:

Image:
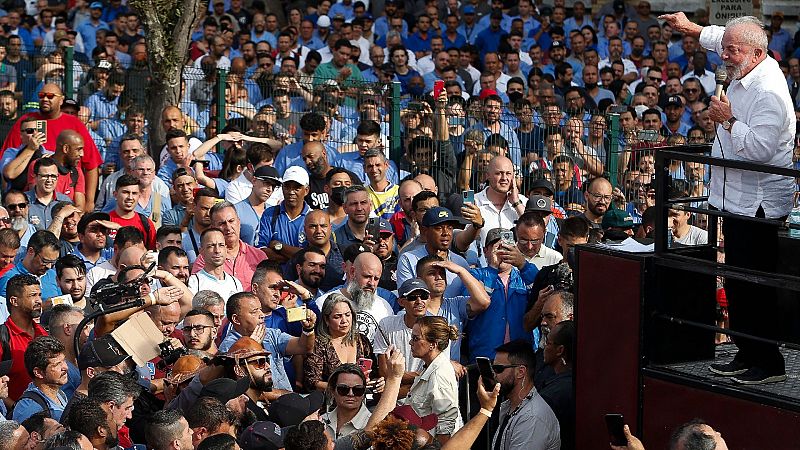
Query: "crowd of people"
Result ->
[[0, 0, 794, 449]]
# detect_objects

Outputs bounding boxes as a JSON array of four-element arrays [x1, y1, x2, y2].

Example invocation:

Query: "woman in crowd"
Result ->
[[321, 363, 372, 440], [403, 316, 461, 444], [304, 294, 381, 393]]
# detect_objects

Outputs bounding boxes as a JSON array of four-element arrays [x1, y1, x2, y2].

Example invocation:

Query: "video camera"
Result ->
[[90, 261, 157, 308]]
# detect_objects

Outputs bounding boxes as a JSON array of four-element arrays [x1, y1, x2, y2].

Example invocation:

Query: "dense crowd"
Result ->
[[0, 0, 795, 449]]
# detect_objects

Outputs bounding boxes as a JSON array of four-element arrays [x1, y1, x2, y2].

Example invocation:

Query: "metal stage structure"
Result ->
[[573, 144, 800, 449]]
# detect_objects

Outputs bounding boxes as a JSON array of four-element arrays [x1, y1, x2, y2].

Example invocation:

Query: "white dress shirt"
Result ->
[[475, 188, 527, 248], [525, 245, 563, 269], [699, 25, 796, 218]]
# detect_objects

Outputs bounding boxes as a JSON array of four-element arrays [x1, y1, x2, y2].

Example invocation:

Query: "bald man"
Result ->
[[474, 156, 527, 247], [1, 84, 103, 211], [314, 251, 394, 342], [390, 179, 423, 246], [414, 174, 437, 194], [157, 106, 203, 167], [41, 130, 86, 208], [300, 209, 346, 291], [579, 177, 612, 228]]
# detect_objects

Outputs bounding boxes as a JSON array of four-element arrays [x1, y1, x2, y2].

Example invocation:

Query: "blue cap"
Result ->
[[421, 207, 466, 228], [90, 1, 103, 8], [463, 5, 476, 14], [399, 278, 430, 297], [378, 218, 393, 234]]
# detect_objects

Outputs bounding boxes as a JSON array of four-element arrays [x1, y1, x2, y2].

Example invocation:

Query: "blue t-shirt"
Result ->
[[258, 203, 311, 248]]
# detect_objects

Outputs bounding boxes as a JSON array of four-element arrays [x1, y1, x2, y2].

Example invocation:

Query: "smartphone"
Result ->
[[637, 129, 659, 142], [476, 357, 497, 391], [609, 104, 628, 114], [433, 79, 445, 98], [35, 120, 47, 144], [190, 159, 210, 167], [605, 414, 627, 446], [145, 251, 158, 275], [367, 217, 380, 240], [286, 306, 307, 323], [462, 190, 474, 205], [500, 230, 515, 246], [357, 357, 373, 377]]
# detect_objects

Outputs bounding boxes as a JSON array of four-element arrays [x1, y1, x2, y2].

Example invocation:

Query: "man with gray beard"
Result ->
[[3, 190, 37, 256], [314, 251, 394, 341]]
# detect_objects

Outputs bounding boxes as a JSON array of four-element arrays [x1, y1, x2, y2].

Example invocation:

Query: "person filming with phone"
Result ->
[[660, 12, 795, 385]]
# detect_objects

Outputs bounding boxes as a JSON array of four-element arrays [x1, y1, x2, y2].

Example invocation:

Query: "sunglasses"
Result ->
[[405, 293, 430, 302], [6, 202, 27, 210], [38, 91, 62, 99], [242, 357, 268, 370], [492, 364, 521, 373], [336, 384, 366, 397]]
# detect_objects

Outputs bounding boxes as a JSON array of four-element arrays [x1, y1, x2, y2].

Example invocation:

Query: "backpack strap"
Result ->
[[138, 213, 154, 249], [16, 390, 52, 417]]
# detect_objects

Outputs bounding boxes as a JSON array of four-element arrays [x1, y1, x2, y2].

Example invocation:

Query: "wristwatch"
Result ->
[[721, 116, 737, 131], [271, 241, 283, 252]]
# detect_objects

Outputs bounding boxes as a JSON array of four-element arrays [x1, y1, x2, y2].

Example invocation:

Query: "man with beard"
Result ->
[[13, 337, 70, 422], [188, 228, 243, 302], [258, 166, 311, 262], [182, 188, 219, 265], [72, 212, 115, 272], [333, 185, 375, 250], [315, 252, 394, 342], [324, 168, 357, 227], [2, 84, 102, 211], [85, 76, 126, 133], [0, 275, 48, 401], [288, 248, 327, 307], [0, 90, 18, 139], [4, 190, 37, 251], [46, 303, 86, 400], [579, 177, 613, 230], [302, 141, 359, 211], [273, 112, 340, 175], [54, 257, 89, 312], [157, 246, 191, 286], [183, 309, 218, 355], [219, 292, 316, 393], [301, 210, 344, 292], [491, 340, 560, 450], [468, 96, 521, 171], [235, 166, 281, 247], [372, 219, 398, 292], [67, 398, 120, 450], [221, 336, 277, 421], [2, 117, 46, 193]]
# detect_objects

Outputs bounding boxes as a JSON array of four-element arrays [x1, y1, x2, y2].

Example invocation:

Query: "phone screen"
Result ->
[[476, 357, 496, 391], [605, 414, 626, 446], [462, 190, 474, 204]]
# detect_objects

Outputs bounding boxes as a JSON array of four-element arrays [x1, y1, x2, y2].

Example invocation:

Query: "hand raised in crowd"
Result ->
[[366, 376, 386, 394], [153, 286, 183, 305], [251, 322, 267, 343], [657, 12, 701, 37], [476, 377, 500, 412], [496, 242, 527, 269], [300, 308, 317, 331], [385, 345, 406, 381], [270, 279, 313, 301], [362, 233, 377, 253], [55, 204, 81, 221], [23, 129, 46, 150], [431, 259, 466, 275], [461, 203, 485, 228], [609, 424, 646, 450]]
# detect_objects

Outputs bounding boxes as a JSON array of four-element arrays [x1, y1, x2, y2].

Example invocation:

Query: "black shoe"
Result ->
[[732, 367, 787, 385], [709, 359, 750, 376]]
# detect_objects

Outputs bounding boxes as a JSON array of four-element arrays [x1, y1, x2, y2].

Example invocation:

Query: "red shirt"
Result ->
[[109, 210, 157, 250], [25, 159, 85, 201], [0, 317, 48, 401], [1, 112, 102, 174]]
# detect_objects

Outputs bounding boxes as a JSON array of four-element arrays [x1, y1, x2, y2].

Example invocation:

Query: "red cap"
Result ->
[[479, 89, 498, 100]]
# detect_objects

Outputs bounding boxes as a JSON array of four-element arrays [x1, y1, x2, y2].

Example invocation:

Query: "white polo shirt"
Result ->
[[187, 269, 243, 302], [475, 188, 528, 248], [525, 245, 563, 270]]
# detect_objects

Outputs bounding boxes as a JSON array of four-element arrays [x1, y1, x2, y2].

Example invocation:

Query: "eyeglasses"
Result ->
[[684, 88, 699, 93], [184, 325, 213, 334], [517, 238, 542, 245], [6, 202, 27, 210], [405, 292, 430, 302], [36, 252, 58, 267], [37, 174, 58, 180], [335, 384, 366, 397], [38, 92, 62, 99], [588, 191, 612, 202], [22, 127, 36, 134], [492, 364, 521, 373], [242, 357, 268, 370]]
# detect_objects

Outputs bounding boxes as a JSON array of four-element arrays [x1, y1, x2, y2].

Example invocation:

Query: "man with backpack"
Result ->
[[108, 174, 156, 250], [12, 336, 69, 422]]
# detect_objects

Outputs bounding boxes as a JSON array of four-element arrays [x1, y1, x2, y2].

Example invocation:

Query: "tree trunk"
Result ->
[[128, 0, 203, 160]]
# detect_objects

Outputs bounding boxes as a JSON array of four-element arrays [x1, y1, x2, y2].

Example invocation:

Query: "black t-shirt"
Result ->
[[306, 175, 330, 210]]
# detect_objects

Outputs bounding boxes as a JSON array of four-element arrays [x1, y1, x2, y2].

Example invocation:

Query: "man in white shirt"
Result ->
[[662, 12, 796, 385], [598, 36, 639, 83], [474, 156, 526, 247], [516, 201, 562, 270], [187, 228, 243, 301]]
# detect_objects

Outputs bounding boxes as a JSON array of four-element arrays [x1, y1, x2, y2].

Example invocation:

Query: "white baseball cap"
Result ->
[[317, 15, 331, 28], [283, 166, 310, 186]]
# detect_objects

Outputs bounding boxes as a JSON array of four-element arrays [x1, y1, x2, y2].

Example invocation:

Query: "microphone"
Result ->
[[714, 68, 727, 98]]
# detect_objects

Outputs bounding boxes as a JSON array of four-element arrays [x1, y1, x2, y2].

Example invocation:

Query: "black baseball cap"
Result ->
[[253, 166, 282, 185], [529, 178, 555, 196], [78, 335, 130, 371], [238, 421, 285, 450], [267, 392, 325, 427], [200, 377, 250, 403]]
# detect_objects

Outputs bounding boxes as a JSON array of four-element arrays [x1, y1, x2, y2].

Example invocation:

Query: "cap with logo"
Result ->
[[78, 334, 131, 371], [378, 218, 393, 234], [238, 421, 285, 450], [524, 195, 553, 214], [399, 278, 430, 297], [666, 95, 683, 107], [90, 2, 103, 9], [253, 166, 282, 185], [601, 208, 635, 229], [485, 227, 511, 246], [421, 207, 466, 228], [282, 166, 309, 186], [551, 40, 565, 50]]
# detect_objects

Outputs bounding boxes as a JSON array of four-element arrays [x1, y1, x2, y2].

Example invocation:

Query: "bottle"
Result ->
[[789, 195, 800, 239]]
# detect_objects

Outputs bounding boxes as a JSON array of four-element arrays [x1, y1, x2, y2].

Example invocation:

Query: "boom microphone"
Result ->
[[714, 67, 727, 98]]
